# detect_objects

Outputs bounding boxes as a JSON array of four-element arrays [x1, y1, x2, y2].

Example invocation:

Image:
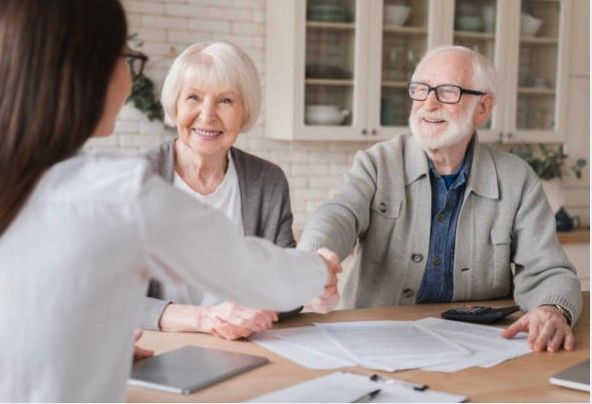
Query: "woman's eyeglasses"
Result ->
[[121, 49, 148, 77]]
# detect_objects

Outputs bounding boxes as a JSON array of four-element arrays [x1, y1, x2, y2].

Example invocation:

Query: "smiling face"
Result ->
[[408, 52, 491, 151], [175, 83, 245, 160]]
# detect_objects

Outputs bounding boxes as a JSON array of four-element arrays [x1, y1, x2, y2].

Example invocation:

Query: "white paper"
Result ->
[[315, 321, 472, 371], [246, 372, 466, 403], [251, 327, 354, 369]]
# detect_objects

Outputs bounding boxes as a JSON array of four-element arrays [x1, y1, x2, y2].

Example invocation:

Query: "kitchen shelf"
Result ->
[[454, 31, 495, 40], [520, 36, 558, 45], [306, 21, 355, 30], [305, 78, 354, 86], [557, 228, 590, 244], [382, 80, 408, 88], [517, 87, 556, 95], [383, 25, 428, 35]]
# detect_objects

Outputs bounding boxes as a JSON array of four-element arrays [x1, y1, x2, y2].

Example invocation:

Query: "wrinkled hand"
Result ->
[[307, 247, 342, 314], [199, 302, 277, 340], [501, 305, 574, 353], [133, 329, 154, 361]]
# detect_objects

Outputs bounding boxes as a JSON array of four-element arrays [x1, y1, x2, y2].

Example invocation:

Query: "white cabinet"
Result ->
[[265, 0, 574, 143]]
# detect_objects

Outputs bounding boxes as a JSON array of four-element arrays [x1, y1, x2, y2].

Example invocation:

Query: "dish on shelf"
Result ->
[[455, 15, 484, 32], [305, 104, 350, 125], [307, 4, 349, 23], [305, 64, 350, 79], [520, 13, 543, 37], [383, 5, 410, 26]]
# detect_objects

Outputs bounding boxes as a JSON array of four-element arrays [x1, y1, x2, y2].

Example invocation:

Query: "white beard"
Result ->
[[409, 104, 476, 151]]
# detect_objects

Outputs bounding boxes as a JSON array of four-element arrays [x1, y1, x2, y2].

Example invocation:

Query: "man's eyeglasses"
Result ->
[[407, 82, 486, 104], [121, 49, 148, 77]]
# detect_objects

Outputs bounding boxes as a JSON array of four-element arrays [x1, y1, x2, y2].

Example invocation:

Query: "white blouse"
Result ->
[[0, 152, 325, 402]]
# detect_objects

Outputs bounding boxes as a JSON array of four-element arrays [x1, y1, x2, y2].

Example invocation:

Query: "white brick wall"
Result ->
[[85, 0, 374, 234]]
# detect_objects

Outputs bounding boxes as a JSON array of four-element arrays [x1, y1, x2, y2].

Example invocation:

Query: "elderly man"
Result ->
[[300, 46, 582, 353]]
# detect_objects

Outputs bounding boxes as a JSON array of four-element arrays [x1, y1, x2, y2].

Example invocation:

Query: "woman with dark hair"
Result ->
[[0, 0, 340, 401]]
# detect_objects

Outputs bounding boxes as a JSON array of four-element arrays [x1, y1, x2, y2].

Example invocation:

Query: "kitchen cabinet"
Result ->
[[265, 0, 573, 143]]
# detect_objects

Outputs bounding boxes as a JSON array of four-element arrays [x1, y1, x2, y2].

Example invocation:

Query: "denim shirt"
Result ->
[[416, 141, 474, 303]]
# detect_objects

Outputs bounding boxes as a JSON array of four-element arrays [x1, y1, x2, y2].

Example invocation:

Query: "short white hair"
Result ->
[[411, 45, 497, 96], [160, 41, 261, 131]]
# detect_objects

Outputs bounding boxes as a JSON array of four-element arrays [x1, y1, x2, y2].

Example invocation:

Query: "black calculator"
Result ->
[[441, 304, 521, 324]]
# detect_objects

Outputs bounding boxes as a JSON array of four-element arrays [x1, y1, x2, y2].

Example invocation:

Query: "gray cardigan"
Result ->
[[299, 134, 582, 323], [141, 139, 296, 330]]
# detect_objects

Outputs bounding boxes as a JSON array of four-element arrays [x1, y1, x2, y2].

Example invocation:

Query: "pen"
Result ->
[[351, 388, 381, 403], [370, 374, 429, 391]]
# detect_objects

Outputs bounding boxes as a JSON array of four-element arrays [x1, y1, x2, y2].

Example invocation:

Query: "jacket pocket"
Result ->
[[361, 199, 401, 264], [490, 227, 512, 290]]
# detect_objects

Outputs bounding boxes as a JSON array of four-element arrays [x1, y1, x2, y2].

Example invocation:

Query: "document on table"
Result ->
[[245, 371, 467, 403], [315, 321, 471, 371], [251, 318, 530, 373], [415, 318, 530, 372]]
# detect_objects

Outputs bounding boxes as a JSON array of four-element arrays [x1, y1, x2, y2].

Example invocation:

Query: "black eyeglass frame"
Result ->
[[121, 49, 148, 77], [407, 81, 487, 104]]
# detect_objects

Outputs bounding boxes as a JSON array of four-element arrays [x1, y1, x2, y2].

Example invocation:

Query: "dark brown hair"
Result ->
[[0, 0, 127, 234]]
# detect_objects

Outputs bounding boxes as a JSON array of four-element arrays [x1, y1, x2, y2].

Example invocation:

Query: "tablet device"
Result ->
[[128, 345, 269, 394], [549, 359, 590, 392]]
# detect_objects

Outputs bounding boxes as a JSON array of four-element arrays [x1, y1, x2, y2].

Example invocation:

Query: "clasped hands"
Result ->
[[157, 248, 343, 340]]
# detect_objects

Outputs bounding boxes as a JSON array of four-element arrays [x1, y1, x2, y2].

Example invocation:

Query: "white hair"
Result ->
[[411, 45, 498, 96], [160, 41, 261, 131]]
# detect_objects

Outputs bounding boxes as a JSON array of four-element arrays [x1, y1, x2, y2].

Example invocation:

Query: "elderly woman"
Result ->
[[140, 42, 316, 339]]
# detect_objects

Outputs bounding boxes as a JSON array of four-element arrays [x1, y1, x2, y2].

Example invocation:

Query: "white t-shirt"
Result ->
[[169, 153, 244, 306], [0, 152, 325, 402]]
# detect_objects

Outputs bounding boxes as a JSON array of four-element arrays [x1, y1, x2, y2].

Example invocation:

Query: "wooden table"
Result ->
[[127, 293, 589, 403]]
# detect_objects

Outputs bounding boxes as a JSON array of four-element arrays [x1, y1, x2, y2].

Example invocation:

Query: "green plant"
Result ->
[[126, 34, 164, 122], [509, 143, 586, 180]]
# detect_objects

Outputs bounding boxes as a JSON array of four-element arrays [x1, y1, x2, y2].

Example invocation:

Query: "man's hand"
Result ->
[[501, 305, 574, 352], [160, 301, 277, 339], [307, 248, 342, 314], [133, 329, 154, 361]]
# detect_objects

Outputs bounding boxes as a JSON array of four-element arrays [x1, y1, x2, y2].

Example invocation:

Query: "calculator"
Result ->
[[441, 304, 521, 324]]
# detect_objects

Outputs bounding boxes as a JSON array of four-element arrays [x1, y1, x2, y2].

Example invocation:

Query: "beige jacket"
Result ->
[[299, 134, 582, 323]]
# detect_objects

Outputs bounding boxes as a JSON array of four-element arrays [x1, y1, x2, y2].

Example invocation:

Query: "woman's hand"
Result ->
[[132, 329, 154, 361], [306, 247, 342, 314], [159, 302, 277, 339]]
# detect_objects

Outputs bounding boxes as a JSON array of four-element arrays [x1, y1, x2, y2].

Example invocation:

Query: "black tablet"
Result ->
[[128, 345, 269, 394]]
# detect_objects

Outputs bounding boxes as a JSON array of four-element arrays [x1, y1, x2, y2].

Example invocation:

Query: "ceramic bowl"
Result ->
[[305, 105, 350, 125], [383, 5, 411, 26], [455, 15, 484, 32], [520, 13, 543, 36]]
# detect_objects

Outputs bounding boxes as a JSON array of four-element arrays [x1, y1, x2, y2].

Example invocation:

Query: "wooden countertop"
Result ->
[[558, 228, 590, 244], [128, 292, 589, 403]]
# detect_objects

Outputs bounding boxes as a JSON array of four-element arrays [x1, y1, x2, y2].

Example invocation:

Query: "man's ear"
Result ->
[[473, 94, 495, 127]]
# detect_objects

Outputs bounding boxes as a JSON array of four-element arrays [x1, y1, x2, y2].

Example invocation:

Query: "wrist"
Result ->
[[543, 304, 572, 326]]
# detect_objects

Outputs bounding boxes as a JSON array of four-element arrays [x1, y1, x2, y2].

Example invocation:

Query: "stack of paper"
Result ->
[[251, 317, 530, 372]]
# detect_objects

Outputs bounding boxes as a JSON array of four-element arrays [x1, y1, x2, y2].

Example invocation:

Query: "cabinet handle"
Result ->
[[507, 132, 513, 139], [371, 129, 377, 135], [497, 132, 504, 142], [361, 129, 368, 136]]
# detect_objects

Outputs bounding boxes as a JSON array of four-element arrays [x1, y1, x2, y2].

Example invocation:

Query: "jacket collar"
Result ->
[[404, 133, 499, 199]]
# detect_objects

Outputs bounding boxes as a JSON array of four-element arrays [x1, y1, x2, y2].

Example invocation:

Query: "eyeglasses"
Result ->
[[121, 49, 148, 77], [407, 82, 486, 104]]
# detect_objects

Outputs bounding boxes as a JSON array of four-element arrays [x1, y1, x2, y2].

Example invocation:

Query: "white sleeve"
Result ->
[[137, 175, 325, 311]]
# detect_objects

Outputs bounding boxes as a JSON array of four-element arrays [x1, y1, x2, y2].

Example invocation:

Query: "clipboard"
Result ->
[[245, 371, 467, 403]]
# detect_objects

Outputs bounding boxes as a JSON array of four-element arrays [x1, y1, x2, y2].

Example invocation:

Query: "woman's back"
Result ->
[[0, 153, 152, 401]]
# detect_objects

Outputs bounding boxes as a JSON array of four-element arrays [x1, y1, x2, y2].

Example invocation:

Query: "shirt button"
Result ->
[[436, 213, 445, 222], [433, 256, 442, 265], [411, 254, 423, 263], [461, 267, 470, 272], [379, 202, 387, 213], [402, 288, 415, 298]]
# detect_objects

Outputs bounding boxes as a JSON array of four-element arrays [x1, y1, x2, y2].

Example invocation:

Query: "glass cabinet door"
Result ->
[[304, 0, 357, 127], [453, 0, 498, 130], [380, 0, 429, 127], [515, 0, 561, 131]]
